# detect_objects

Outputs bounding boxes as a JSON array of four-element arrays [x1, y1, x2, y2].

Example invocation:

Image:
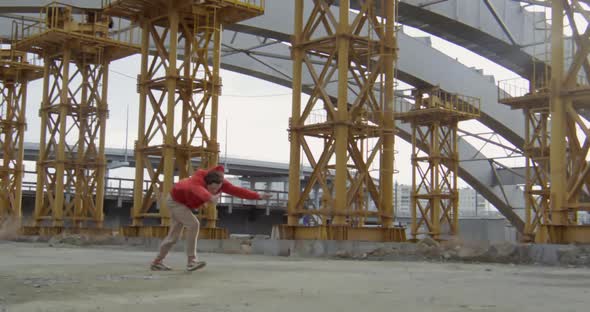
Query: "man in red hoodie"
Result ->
[[150, 165, 272, 271]]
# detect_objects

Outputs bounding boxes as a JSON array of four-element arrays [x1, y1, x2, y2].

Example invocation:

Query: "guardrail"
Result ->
[[20, 172, 288, 210], [11, 2, 138, 48], [396, 88, 481, 117], [102, 0, 265, 10], [219, 0, 265, 10]]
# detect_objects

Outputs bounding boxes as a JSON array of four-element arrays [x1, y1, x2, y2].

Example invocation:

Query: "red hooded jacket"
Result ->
[[170, 165, 261, 210]]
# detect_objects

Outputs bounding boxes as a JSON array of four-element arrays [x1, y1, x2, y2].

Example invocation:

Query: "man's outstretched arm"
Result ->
[[220, 180, 272, 200]]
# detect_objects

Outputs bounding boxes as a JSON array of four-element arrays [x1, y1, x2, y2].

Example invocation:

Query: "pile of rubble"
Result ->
[[338, 237, 590, 267]]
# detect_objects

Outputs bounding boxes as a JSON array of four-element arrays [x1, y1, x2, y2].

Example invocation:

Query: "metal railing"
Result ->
[[102, 0, 265, 10], [397, 88, 481, 117], [11, 2, 138, 47], [497, 77, 531, 102], [221, 0, 265, 10], [0, 46, 43, 67], [20, 172, 289, 210]]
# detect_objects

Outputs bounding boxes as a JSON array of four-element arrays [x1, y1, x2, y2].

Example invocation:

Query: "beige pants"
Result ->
[[156, 195, 201, 260]]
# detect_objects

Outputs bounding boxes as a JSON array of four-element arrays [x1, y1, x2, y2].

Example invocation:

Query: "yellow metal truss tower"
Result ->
[[0, 48, 43, 225], [103, 0, 264, 239], [397, 88, 480, 241], [276, 0, 405, 242], [14, 2, 139, 235]]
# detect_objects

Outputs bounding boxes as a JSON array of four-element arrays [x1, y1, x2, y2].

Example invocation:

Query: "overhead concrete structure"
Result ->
[[0, 0, 562, 236]]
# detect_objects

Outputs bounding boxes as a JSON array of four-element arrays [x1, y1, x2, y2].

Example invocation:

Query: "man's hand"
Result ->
[[259, 193, 273, 200], [208, 193, 221, 204]]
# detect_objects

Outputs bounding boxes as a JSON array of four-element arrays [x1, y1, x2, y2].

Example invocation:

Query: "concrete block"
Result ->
[[290, 240, 324, 257], [528, 244, 560, 265], [323, 240, 354, 257], [252, 239, 292, 257], [197, 239, 223, 253], [219, 239, 244, 254]]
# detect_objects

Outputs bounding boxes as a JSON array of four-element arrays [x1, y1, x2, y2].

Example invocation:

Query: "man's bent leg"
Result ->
[[155, 216, 183, 262], [169, 203, 199, 259], [153, 197, 183, 260]]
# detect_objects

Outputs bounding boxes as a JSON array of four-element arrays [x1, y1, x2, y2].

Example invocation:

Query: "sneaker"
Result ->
[[186, 261, 206, 271], [150, 261, 172, 271]]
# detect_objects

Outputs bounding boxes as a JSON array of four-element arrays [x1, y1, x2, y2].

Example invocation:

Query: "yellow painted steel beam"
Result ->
[[119, 225, 228, 239], [549, 0, 567, 229], [204, 11, 223, 229], [333, 0, 350, 226], [273, 224, 406, 242], [523, 107, 550, 241], [287, 0, 304, 226], [380, 0, 396, 228], [21, 225, 114, 237], [132, 22, 149, 227]]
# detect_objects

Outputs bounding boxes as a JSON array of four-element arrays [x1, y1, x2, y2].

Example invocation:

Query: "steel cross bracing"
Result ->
[[522, 106, 550, 241], [102, 0, 264, 236], [0, 49, 42, 223], [277, 0, 402, 242], [84, 22, 535, 232], [292, 0, 396, 224], [499, 0, 590, 243], [397, 87, 481, 240], [0, 1, 534, 233], [12, 3, 139, 228], [544, 0, 590, 243], [216, 30, 527, 232], [0, 1, 537, 142]]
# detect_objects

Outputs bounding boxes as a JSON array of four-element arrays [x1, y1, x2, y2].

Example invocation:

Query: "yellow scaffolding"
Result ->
[[499, 68, 551, 242], [103, 0, 264, 239], [498, 0, 590, 244], [397, 87, 480, 240], [13, 2, 139, 234], [276, 0, 405, 242], [0, 48, 43, 224]]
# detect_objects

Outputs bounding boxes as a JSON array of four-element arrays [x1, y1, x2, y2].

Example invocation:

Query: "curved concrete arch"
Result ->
[[219, 29, 525, 231], [235, 0, 526, 146], [0, 1, 526, 231], [0, 1, 549, 75], [395, 0, 547, 77]]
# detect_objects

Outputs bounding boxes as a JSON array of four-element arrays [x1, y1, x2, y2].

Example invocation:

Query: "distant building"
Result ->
[[394, 183, 501, 218]]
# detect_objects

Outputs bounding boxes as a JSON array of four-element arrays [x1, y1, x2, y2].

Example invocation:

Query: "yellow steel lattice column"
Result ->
[[538, 0, 590, 243], [523, 107, 550, 241], [15, 3, 138, 232], [400, 88, 479, 240], [287, 0, 304, 226], [103, 0, 264, 237], [281, 0, 403, 242], [0, 49, 41, 224], [380, 0, 396, 228], [548, 0, 567, 238]]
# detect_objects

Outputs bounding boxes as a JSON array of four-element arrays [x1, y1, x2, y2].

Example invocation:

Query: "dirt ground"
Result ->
[[0, 241, 589, 312]]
